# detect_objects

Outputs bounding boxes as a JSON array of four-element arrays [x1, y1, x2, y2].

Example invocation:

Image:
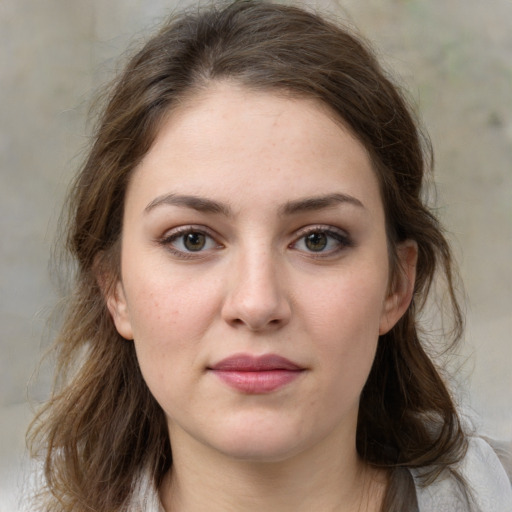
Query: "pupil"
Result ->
[[305, 232, 327, 251], [184, 233, 205, 251]]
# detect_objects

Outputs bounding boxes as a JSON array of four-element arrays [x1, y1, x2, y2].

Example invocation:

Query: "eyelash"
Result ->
[[158, 225, 353, 259], [158, 226, 222, 260], [290, 225, 353, 258]]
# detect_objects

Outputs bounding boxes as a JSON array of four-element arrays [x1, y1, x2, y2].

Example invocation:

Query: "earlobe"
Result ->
[[106, 281, 134, 341], [379, 240, 418, 335]]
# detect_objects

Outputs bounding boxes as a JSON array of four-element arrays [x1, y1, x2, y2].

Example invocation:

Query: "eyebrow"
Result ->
[[144, 194, 233, 216], [279, 193, 364, 216], [144, 192, 364, 216]]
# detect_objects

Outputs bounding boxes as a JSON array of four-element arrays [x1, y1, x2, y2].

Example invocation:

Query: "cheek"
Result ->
[[300, 268, 387, 388], [122, 267, 221, 379], [125, 263, 218, 334], [304, 267, 387, 340], [125, 274, 221, 415]]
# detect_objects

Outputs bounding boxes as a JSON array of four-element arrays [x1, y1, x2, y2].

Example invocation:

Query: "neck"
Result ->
[[160, 430, 386, 512]]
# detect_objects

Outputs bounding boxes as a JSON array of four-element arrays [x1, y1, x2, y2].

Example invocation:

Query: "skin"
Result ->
[[108, 83, 417, 511]]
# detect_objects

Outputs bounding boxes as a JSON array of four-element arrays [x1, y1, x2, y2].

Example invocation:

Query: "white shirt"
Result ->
[[413, 437, 512, 511], [130, 437, 512, 511]]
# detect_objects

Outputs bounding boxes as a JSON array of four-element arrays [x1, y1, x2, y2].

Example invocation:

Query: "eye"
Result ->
[[292, 227, 352, 256], [304, 232, 329, 252], [159, 227, 221, 256], [180, 232, 208, 251]]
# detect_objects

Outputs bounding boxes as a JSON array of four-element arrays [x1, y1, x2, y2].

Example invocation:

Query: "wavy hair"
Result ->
[[28, 2, 468, 510]]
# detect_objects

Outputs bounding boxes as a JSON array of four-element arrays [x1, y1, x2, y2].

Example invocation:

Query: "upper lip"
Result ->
[[209, 353, 303, 371]]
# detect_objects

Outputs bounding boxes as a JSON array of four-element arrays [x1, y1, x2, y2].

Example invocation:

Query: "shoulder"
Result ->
[[413, 437, 512, 512], [462, 437, 512, 511]]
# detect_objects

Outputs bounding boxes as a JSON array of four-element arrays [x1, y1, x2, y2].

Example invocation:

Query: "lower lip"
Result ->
[[211, 370, 302, 393]]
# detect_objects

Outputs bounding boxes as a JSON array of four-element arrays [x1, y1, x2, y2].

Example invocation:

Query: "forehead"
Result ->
[[127, 82, 383, 217]]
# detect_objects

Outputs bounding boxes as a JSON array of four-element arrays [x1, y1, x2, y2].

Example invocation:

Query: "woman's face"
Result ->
[[108, 83, 416, 462]]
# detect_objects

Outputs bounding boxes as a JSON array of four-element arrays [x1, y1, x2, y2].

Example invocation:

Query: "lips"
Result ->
[[208, 354, 305, 393]]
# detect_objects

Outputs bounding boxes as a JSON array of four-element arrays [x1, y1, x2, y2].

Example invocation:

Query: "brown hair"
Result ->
[[28, 1, 469, 510]]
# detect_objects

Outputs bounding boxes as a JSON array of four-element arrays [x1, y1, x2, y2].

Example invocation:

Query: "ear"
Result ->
[[106, 281, 134, 340], [93, 253, 134, 340], [379, 240, 418, 335]]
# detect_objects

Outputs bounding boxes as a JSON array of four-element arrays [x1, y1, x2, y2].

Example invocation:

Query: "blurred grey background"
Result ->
[[1, 0, 511, 509]]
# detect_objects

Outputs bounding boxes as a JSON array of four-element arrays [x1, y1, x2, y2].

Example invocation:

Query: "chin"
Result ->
[[201, 418, 312, 463]]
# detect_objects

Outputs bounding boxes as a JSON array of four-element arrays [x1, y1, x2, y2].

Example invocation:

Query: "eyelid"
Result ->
[[293, 224, 349, 239], [156, 223, 353, 260], [158, 225, 223, 258], [290, 224, 353, 256]]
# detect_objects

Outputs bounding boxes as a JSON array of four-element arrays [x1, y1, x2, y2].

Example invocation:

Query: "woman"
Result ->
[[28, 1, 511, 511]]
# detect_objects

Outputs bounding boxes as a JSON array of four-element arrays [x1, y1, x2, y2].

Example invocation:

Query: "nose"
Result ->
[[221, 249, 291, 332]]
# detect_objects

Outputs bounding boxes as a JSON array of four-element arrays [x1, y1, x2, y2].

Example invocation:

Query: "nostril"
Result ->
[[221, 281, 292, 331]]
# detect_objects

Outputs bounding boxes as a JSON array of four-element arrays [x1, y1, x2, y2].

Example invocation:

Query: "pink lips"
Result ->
[[209, 354, 304, 393]]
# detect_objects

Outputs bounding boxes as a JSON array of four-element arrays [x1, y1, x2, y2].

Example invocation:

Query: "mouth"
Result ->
[[208, 353, 305, 394]]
